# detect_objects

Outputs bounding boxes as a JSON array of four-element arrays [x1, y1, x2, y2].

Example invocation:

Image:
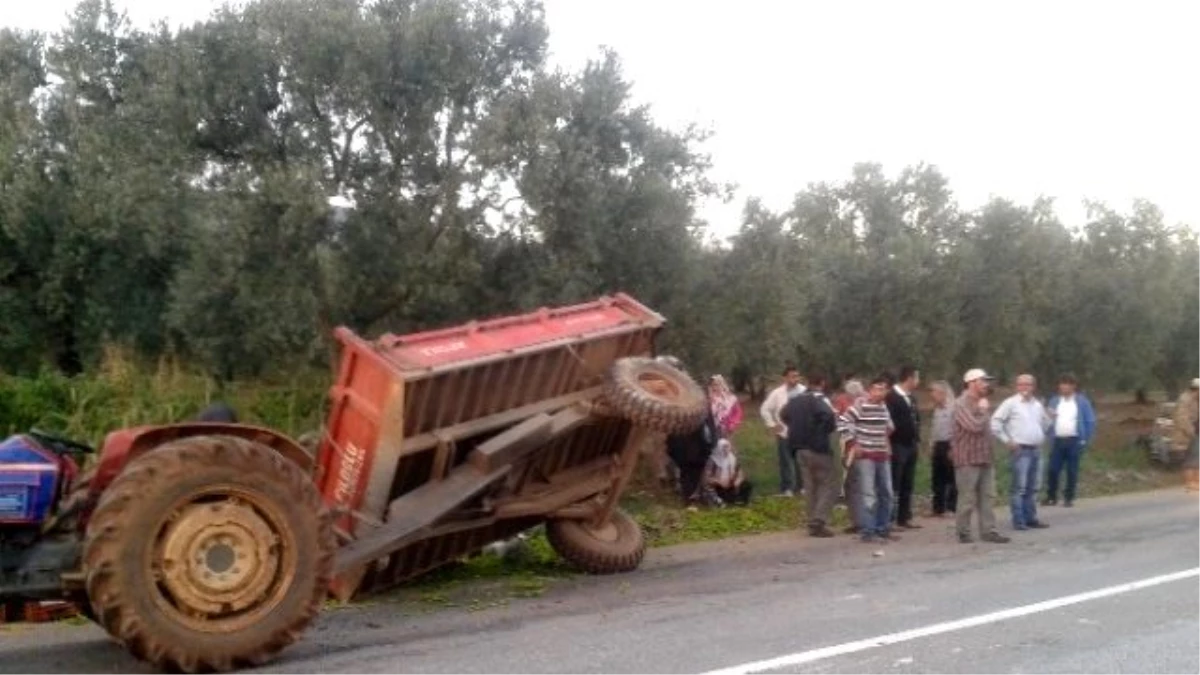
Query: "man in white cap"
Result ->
[[951, 368, 1010, 544]]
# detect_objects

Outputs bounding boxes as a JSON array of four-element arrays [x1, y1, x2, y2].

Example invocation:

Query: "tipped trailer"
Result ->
[[0, 294, 706, 672]]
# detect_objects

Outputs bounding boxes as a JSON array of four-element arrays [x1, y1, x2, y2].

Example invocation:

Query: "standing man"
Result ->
[[761, 365, 806, 497], [1172, 378, 1199, 492], [951, 368, 1010, 544], [666, 406, 719, 507], [990, 374, 1051, 530], [840, 374, 897, 543], [782, 371, 839, 537], [885, 366, 921, 529], [1044, 374, 1097, 508], [928, 380, 958, 517], [833, 377, 867, 534]]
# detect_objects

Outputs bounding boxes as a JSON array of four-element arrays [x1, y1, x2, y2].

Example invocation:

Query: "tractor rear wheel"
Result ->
[[603, 357, 708, 435], [546, 509, 646, 574], [82, 435, 334, 673]]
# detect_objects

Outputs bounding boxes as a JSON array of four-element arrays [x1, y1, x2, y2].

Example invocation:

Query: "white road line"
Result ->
[[700, 567, 1200, 675]]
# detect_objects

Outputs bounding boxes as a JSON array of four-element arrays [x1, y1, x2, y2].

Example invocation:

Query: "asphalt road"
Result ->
[[1, 489, 1196, 674]]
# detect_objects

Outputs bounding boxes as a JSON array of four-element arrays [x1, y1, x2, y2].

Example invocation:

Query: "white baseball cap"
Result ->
[[963, 368, 995, 384], [1191, 377, 1199, 389]]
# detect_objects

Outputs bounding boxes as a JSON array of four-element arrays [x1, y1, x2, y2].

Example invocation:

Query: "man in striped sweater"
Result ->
[[839, 374, 898, 542]]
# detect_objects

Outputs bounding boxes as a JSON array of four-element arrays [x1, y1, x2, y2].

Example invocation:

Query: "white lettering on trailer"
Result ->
[[334, 441, 366, 505]]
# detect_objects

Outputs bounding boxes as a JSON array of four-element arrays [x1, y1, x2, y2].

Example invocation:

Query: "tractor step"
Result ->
[[0, 600, 80, 623]]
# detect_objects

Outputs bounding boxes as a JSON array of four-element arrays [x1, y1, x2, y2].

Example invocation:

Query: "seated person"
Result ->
[[703, 439, 753, 506]]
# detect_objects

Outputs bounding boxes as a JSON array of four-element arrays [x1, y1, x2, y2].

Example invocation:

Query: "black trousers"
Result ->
[[890, 443, 918, 525], [931, 440, 958, 514], [678, 462, 707, 502], [714, 481, 753, 505]]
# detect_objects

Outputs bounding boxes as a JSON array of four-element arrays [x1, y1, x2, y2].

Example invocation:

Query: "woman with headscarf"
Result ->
[[708, 374, 744, 438], [703, 438, 753, 506]]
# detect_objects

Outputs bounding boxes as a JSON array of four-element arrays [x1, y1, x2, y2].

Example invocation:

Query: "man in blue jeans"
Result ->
[[1044, 374, 1097, 507], [990, 374, 1051, 530], [761, 365, 806, 496], [838, 375, 898, 543]]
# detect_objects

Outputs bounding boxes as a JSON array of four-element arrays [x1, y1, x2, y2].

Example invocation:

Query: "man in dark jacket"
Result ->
[[782, 371, 838, 537], [666, 409, 718, 506], [885, 365, 922, 529]]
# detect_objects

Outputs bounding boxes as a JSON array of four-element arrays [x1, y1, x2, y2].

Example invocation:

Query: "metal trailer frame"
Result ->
[[313, 294, 668, 599]]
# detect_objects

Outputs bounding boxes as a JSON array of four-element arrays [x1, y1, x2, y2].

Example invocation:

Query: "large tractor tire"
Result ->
[[546, 509, 646, 574], [603, 357, 708, 435], [81, 435, 335, 673]]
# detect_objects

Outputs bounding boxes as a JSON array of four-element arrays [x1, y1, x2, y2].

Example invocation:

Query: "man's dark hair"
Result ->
[[195, 402, 238, 423], [897, 365, 919, 383], [807, 371, 827, 388], [782, 364, 799, 376], [1058, 373, 1078, 386], [869, 373, 890, 387]]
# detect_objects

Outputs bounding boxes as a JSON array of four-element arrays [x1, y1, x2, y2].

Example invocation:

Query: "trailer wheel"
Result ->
[[603, 357, 707, 435], [547, 509, 646, 574], [82, 435, 334, 673]]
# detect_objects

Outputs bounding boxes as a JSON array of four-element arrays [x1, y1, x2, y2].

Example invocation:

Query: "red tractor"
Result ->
[[0, 294, 706, 672]]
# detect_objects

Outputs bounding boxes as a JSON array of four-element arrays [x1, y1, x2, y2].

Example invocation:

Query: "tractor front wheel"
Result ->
[[546, 509, 646, 574], [82, 435, 334, 673]]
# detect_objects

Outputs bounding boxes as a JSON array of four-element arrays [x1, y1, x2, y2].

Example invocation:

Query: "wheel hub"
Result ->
[[583, 520, 620, 543], [637, 372, 682, 401], [159, 500, 281, 616]]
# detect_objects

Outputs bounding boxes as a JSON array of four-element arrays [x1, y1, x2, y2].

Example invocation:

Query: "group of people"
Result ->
[[774, 366, 1104, 543], [661, 372, 754, 509], [660, 356, 1139, 545]]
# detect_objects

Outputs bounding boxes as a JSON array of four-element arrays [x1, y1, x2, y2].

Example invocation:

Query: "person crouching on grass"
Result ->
[[702, 439, 753, 506], [839, 375, 899, 543]]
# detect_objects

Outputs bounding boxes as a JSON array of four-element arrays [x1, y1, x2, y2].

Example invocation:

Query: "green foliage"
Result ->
[[0, 350, 327, 444], [0, 0, 1194, 395]]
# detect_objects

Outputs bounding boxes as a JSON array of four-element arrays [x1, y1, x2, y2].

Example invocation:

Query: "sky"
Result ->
[[7, 0, 1199, 238]]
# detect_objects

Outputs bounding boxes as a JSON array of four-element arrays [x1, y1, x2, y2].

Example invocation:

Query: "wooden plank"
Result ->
[[400, 386, 602, 455], [467, 413, 553, 473], [468, 403, 595, 473], [493, 471, 613, 519], [333, 464, 510, 575]]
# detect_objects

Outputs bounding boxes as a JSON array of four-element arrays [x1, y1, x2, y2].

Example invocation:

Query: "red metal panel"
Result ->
[[375, 294, 662, 372], [317, 328, 399, 533]]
